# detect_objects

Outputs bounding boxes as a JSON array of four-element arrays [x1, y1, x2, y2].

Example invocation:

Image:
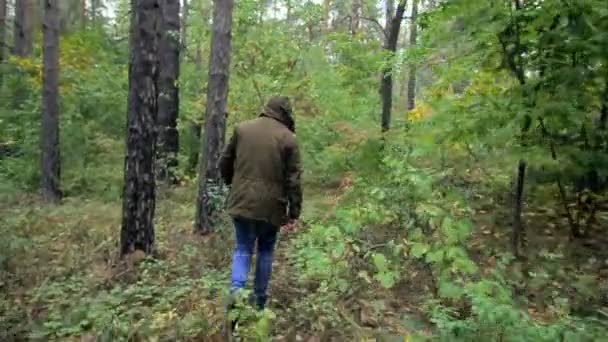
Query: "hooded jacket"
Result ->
[[219, 96, 302, 228]]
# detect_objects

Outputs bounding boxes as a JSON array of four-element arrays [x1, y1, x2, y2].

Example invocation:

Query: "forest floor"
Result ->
[[0, 181, 427, 340], [1, 176, 607, 341]]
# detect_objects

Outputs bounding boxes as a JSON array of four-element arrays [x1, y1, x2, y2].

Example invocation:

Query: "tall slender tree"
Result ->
[[41, 0, 61, 203], [350, 0, 361, 35], [194, 0, 234, 234], [157, 0, 181, 183], [14, 0, 33, 56], [380, 0, 407, 132], [0, 0, 6, 74], [406, 0, 419, 111], [120, 0, 161, 256]]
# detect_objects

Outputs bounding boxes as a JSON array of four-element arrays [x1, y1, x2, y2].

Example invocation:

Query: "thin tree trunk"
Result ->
[[0, 0, 6, 78], [41, 0, 61, 203], [323, 0, 331, 32], [512, 160, 526, 257], [350, 0, 360, 35], [120, 0, 161, 256], [14, 0, 33, 56], [157, 0, 180, 183], [380, 0, 407, 132], [385, 0, 394, 29], [194, 0, 234, 234], [286, 0, 291, 23], [406, 0, 418, 112]]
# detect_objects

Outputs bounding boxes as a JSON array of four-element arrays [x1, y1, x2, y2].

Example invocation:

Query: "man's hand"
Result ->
[[280, 219, 298, 234]]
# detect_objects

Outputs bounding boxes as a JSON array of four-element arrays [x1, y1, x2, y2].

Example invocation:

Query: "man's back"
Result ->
[[220, 98, 302, 229]]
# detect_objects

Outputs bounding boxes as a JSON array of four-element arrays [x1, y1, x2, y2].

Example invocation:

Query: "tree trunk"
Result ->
[[350, 0, 360, 35], [0, 0, 6, 76], [512, 160, 526, 257], [14, 0, 33, 56], [41, 0, 61, 203], [380, 0, 407, 132], [323, 0, 331, 32], [157, 0, 180, 183], [120, 0, 161, 257], [385, 0, 394, 29], [406, 0, 418, 112], [194, 0, 234, 234]]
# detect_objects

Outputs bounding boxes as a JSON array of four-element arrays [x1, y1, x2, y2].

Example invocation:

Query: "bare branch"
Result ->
[[361, 17, 388, 40]]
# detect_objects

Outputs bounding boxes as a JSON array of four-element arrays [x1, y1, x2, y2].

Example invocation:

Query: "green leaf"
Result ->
[[372, 253, 388, 272], [410, 242, 430, 258]]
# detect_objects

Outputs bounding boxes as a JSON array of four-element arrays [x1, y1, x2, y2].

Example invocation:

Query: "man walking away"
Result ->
[[219, 95, 302, 326]]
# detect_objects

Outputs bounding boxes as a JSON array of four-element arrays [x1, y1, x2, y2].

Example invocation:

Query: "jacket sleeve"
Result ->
[[219, 128, 238, 185], [285, 137, 303, 220]]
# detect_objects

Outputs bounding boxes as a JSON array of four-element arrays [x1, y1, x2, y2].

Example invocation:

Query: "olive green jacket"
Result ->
[[219, 100, 302, 228]]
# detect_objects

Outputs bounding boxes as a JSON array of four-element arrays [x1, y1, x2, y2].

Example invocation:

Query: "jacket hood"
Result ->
[[260, 96, 295, 132]]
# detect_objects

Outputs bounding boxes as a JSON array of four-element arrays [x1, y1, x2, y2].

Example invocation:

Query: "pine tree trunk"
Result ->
[[157, 0, 180, 183], [120, 0, 161, 257], [380, 0, 406, 132], [41, 0, 61, 203], [0, 0, 6, 75], [14, 0, 33, 56], [406, 0, 419, 112], [194, 0, 234, 234], [350, 0, 360, 35]]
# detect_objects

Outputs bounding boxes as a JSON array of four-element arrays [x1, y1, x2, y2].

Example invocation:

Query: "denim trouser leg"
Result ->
[[230, 219, 256, 293], [254, 226, 278, 309], [229, 218, 278, 310]]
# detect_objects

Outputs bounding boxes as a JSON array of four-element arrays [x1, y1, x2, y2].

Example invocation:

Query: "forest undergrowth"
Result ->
[[2, 0, 608, 340], [2, 130, 607, 341]]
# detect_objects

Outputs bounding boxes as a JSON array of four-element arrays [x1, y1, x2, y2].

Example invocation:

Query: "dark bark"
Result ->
[[194, 0, 234, 234], [501, 0, 529, 255], [380, 0, 407, 132], [406, 0, 419, 112], [156, 0, 180, 183], [41, 0, 61, 203], [512, 160, 526, 257], [14, 0, 33, 56], [120, 0, 161, 257]]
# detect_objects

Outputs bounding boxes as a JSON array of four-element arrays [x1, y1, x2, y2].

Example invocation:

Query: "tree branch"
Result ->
[[361, 16, 388, 40]]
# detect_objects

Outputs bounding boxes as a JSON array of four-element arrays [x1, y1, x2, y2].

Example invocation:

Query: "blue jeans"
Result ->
[[230, 218, 278, 309]]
